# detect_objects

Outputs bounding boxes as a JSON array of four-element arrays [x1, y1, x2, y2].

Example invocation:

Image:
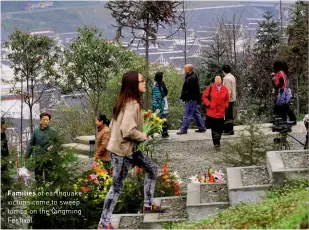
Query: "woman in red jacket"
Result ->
[[202, 75, 229, 148]]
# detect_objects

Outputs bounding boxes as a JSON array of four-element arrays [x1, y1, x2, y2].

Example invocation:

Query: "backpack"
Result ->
[[276, 87, 292, 105]]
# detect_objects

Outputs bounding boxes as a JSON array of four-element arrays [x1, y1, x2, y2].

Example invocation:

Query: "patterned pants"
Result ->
[[99, 151, 158, 226]]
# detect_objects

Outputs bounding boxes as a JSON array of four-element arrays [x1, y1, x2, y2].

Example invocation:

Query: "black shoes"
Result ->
[[195, 128, 206, 133], [162, 133, 169, 138]]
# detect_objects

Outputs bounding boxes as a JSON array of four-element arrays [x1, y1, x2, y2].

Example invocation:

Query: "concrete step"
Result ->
[[62, 143, 90, 156], [111, 214, 144, 229], [186, 183, 230, 220], [227, 166, 272, 205], [143, 196, 187, 229], [266, 150, 309, 185], [75, 135, 95, 145]]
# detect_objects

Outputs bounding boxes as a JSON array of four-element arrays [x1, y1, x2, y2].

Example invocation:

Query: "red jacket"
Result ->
[[275, 71, 287, 89], [202, 84, 229, 118]]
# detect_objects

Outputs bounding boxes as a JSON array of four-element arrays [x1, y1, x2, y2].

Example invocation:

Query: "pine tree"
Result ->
[[249, 11, 281, 117], [280, 1, 308, 115]]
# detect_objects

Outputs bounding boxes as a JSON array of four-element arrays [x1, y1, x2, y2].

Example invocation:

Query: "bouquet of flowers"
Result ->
[[189, 168, 225, 184], [138, 110, 166, 151]]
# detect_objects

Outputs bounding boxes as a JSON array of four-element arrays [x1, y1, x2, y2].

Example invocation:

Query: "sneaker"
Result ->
[[143, 203, 166, 213], [195, 128, 206, 133], [176, 130, 187, 135], [162, 133, 169, 138], [98, 223, 116, 229], [214, 145, 221, 151]]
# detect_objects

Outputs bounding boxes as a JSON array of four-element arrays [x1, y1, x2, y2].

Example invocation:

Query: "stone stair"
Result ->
[[60, 122, 307, 228], [106, 149, 308, 228]]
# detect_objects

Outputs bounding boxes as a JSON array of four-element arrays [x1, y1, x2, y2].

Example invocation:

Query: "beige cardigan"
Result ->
[[223, 73, 237, 102], [107, 101, 147, 157]]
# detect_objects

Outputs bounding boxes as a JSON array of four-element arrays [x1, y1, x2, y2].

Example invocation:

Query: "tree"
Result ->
[[61, 27, 141, 120], [249, 11, 281, 117], [280, 1, 308, 115], [4, 30, 61, 134], [105, 1, 184, 108]]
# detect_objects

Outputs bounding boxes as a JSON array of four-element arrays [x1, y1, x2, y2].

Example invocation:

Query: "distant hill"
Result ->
[[1, 1, 290, 41]]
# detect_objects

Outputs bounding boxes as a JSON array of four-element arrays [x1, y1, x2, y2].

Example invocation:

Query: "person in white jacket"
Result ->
[[222, 65, 236, 135]]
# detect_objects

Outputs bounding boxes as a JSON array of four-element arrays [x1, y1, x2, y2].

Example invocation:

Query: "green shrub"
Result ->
[[167, 182, 309, 229], [220, 123, 274, 166]]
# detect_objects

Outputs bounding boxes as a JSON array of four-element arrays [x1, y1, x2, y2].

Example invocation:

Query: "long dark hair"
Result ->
[[154, 72, 168, 96], [97, 114, 110, 126], [113, 71, 142, 120]]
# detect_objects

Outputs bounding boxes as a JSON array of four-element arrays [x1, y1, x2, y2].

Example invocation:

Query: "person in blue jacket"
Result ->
[[152, 72, 169, 138]]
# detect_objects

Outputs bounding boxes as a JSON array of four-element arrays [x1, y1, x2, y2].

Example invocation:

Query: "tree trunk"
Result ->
[[144, 18, 151, 109], [296, 75, 300, 116], [29, 104, 33, 135], [183, 1, 187, 65]]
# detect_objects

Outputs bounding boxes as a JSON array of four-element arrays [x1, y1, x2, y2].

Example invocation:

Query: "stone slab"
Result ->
[[267, 150, 309, 185], [187, 202, 230, 220], [75, 135, 95, 145], [111, 214, 144, 229], [227, 166, 272, 205], [62, 143, 90, 156]]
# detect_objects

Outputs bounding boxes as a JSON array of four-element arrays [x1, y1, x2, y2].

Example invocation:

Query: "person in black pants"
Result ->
[[202, 76, 229, 149], [222, 65, 237, 135], [272, 61, 296, 123]]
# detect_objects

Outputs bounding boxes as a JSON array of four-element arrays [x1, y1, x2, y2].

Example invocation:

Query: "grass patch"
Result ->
[[166, 182, 309, 229]]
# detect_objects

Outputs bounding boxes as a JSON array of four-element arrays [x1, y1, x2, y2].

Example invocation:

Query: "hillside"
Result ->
[[1, 1, 288, 41]]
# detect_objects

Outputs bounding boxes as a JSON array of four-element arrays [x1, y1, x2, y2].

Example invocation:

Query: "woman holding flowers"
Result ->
[[152, 72, 169, 138], [98, 71, 163, 229]]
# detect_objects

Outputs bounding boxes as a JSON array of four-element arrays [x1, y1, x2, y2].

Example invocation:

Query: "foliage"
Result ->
[[220, 122, 273, 166], [1, 150, 25, 229], [61, 26, 141, 117], [4, 29, 61, 134], [106, 1, 184, 108], [114, 162, 182, 214], [248, 11, 281, 119], [279, 1, 308, 115], [24, 146, 88, 229], [52, 104, 94, 143], [74, 160, 113, 205], [167, 181, 309, 229]]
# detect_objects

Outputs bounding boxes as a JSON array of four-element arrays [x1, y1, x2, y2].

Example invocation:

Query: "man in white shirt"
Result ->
[[222, 65, 236, 135]]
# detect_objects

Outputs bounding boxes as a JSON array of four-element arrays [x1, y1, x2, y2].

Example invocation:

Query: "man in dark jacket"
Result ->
[[177, 64, 206, 135], [25, 112, 59, 182]]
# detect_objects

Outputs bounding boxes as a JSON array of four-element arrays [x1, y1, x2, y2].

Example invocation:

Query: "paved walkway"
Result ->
[[164, 121, 306, 142]]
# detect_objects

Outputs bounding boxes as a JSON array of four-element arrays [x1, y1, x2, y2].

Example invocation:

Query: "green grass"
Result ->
[[166, 182, 309, 229]]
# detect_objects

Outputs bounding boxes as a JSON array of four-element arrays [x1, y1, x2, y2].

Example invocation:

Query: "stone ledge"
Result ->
[[227, 166, 272, 205], [187, 202, 230, 220], [111, 213, 144, 229], [267, 150, 309, 185]]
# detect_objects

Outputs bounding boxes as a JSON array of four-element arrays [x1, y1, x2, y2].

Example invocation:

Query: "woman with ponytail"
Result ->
[[94, 114, 111, 162]]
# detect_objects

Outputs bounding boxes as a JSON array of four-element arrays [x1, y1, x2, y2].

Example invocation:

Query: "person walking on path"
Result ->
[[222, 65, 236, 135], [152, 72, 169, 138], [177, 64, 206, 135], [202, 75, 229, 149], [98, 71, 164, 229]]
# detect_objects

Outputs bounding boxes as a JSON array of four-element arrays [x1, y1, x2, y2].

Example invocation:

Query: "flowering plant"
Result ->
[[138, 110, 166, 151], [74, 160, 113, 204], [189, 169, 225, 184]]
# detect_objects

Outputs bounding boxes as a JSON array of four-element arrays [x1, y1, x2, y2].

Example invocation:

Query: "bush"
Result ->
[[219, 123, 274, 166], [168, 181, 309, 229]]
